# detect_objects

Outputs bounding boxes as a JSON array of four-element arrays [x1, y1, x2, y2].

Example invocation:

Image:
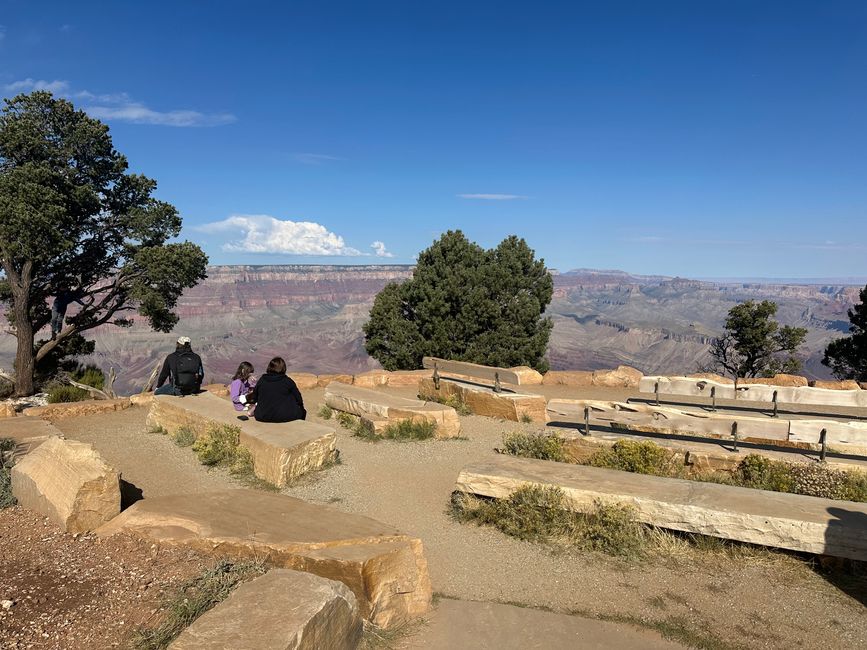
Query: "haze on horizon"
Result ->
[[1, 0, 865, 278]]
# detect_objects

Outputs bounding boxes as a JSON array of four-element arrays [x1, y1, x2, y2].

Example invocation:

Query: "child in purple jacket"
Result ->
[[229, 362, 256, 412]]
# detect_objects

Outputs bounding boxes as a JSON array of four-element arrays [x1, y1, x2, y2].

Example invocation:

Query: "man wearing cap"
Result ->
[[154, 336, 205, 396]]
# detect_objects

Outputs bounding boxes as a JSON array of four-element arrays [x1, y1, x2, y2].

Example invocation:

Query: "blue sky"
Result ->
[[1, 1, 866, 277]]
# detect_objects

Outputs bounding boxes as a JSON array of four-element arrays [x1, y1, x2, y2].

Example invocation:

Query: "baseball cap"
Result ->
[[177, 336, 191, 345]]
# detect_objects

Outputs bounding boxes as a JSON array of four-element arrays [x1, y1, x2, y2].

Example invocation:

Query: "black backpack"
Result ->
[[174, 351, 201, 394]]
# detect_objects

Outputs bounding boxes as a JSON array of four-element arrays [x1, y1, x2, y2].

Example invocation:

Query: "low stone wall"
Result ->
[[22, 398, 131, 421], [455, 454, 867, 561], [146, 393, 337, 487], [418, 378, 547, 423], [97, 490, 432, 629], [11, 437, 120, 533], [542, 366, 643, 388]]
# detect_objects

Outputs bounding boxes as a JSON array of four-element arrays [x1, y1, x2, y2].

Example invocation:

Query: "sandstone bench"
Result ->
[[147, 393, 337, 487], [170, 569, 362, 649], [418, 357, 547, 423], [0, 417, 63, 460], [97, 489, 432, 628], [455, 454, 867, 561], [547, 399, 867, 457], [640, 376, 867, 411], [324, 382, 462, 438]]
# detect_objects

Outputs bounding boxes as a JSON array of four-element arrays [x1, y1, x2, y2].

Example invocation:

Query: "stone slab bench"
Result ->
[[97, 489, 432, 628], [547, 399, 867, 456], [419, 377, 547, 423], [0, 417, 63, 460], [324, 382, 462, 438], [147, 393, 336, 487], [169, 569, 362, 650], [640, 376, 867, 409], [455, 454, 867, 561], [422, 357, 542, 386], [12, 437, 120, 533]]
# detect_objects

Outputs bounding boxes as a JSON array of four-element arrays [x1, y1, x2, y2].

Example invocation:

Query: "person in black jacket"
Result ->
[[154, 336, 204, 396], [248, 356, 306, 423]]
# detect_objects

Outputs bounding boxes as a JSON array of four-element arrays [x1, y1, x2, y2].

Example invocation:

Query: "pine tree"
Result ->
[[823, 285, 867, 381]]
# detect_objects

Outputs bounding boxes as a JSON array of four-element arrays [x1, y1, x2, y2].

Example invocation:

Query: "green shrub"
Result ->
[[318, 404, 334, 420], [451, 485, 646, 558], [191, 425, 242, 466], [47, 384, 89, 403], [502, 431, 567, 462], [425, 393, 471, 416], [131, 560, 265, 650], [73, 364, 105, 389], [589, 440, 683, 478], [731, 455, 867, 501], [378, 419, 437, 441], [0, 438, 15, 509], [336, 411, 364, 432], [170, 426, 197, 448]]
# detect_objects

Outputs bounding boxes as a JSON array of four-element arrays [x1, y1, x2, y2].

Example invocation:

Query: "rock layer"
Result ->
[[22, 398, 131, 421], [169, 569, 363, 650], [455, 454, 867, 561], [324, 383, 462, 438], [146, 393, 337, 487], [11, 437, 120, 532], [97, 490, 432, 628]]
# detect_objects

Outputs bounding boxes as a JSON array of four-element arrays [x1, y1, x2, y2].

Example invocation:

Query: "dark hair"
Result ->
[[232, 361, 254, 381], [267, 357, 286, 375]]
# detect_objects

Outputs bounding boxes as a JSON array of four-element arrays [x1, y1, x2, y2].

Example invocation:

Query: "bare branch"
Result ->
[[61, 374, 113, 400], [141, 359, 161, 393]]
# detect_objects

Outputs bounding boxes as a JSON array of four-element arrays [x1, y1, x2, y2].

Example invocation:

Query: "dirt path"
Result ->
[[55, 395, 867, 650]]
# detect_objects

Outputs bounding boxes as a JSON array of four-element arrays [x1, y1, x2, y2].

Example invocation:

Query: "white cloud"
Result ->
[[293, 152, 344, 165], [458, 193, 528, 200], [87, 103, 235, 127], [371, 241, 394, 258], [3, 78, 235, 127], [4, 78, 70, 94], [199, 215, 363, 256]]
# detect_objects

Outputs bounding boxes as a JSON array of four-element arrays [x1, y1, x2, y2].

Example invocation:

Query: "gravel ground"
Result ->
[[0, 507, 215, 650], [52, 391, 867, 649]]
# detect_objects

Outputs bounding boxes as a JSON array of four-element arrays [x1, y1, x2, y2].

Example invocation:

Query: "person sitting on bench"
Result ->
[[154, 336, 204, 396], [247, 356, 306, 423]]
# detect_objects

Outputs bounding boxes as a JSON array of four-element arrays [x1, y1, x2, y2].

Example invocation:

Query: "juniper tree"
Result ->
[[0, 91, 208, 395], [709, 300, 807, 378], [364, 230, 553, 371], [823, 285, 867, 381]]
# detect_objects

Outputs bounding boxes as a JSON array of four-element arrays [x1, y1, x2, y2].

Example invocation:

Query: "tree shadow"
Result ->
[[816, 507, 867, 606], [120, 478, 144, 510]]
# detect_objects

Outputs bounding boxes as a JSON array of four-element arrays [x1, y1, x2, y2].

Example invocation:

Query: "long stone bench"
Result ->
[[97, 489, 432, 628], [640, 376, 867, 409], [169, 569, 362, 649], [324, 382, 462, 438], [455, 454, 867, 561], [547, 399, 867, 456], [146, 393, 337, 487]]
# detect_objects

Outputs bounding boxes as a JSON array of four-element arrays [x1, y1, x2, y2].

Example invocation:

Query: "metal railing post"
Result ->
[[772, 390, 778, 418], [710, 386, 716, 412], [584, 406, 591, 437], [820, 428, 827, 462], [654, 381, 660, 406], [731, 421, 739, 452]]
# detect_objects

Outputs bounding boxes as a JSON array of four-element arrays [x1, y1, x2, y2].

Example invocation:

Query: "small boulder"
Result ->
[[811, 379, 862, 391], [352, 370, 391, 389], [289, 373, 319, 390], [591, 365, 643, 388], [317, 374, 353, 388], [509, 366, 544, 385], [11, 437, 120, 533], [0, 402, 16, 418]]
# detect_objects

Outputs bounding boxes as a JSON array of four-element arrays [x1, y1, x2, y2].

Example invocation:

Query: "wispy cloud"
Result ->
[[0, 25, 6, 42], [3, 78, 236, 127], [4, 78, 70, 94], [371, 241, 394, 258], [458, 193, 528, 200], [625, 234, 867, 252], [293, 153, 344, 165], [198, 215, 363, 256]]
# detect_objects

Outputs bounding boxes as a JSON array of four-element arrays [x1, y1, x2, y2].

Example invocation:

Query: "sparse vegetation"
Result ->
[[379, 419, 437, 441], [520, 412, 533, 424], [451, 486, 646, 558], [318, 404, 334, 420], [148, 425, 168, 435], [588, 440, 685, 478], [47, 384, 89, 403], [169, 426, 197, 448], [45, 365, 107, 403], [1, 437, 16, 508], [130, 560, 266, 650], [502, 431, 567, 462], [424, 393, 471, 416], [189, 424, 275, 490]]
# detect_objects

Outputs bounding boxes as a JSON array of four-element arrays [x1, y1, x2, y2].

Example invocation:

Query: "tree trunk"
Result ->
[[12, 294, 35, 396]]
